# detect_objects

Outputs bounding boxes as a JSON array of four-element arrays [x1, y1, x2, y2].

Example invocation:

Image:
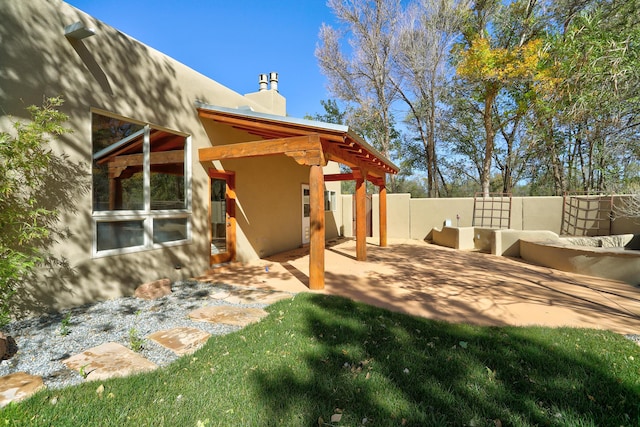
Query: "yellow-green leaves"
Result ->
[[456, 36, 548, 86]]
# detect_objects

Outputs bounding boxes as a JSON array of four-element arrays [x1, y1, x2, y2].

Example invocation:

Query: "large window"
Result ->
[[92, 112, 191, 255]]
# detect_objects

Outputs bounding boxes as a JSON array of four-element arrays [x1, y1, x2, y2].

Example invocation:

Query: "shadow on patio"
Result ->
[[196, 238, 640, 335]]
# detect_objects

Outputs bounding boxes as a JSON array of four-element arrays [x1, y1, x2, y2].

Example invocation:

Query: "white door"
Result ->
[[302, 184, 310, 245]]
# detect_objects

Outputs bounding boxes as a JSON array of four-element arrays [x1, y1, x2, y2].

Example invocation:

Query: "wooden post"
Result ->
[[355, 172, 367, 261], [108, 178, 122, 210], [379, 177, 387, 247], [309, 165, 325, 290]]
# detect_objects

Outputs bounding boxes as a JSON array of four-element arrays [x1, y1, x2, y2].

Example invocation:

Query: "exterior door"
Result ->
[[302, 184, 310, 245], [209, 170, 236, 265]]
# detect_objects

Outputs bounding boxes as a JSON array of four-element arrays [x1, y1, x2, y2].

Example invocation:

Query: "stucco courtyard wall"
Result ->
[[341, 194, 640, 240]]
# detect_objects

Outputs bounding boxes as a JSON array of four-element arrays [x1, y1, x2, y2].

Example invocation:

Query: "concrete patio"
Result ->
[[196, 238, 640, 335]]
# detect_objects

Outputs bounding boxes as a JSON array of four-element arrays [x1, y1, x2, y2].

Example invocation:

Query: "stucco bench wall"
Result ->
[[520, 238, 640, 285], [432, 226, 476, 250], [431, 227, 515, 252], [492, 230, 560, 257]]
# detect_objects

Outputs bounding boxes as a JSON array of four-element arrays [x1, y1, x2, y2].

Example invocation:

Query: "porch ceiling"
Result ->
[[195, 103, 399, 178]]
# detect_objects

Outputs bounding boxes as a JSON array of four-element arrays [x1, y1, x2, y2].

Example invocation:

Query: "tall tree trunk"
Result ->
[[481, 87, 497, 197], [545, 119, 565, 195], [428, 81, 438, 197]]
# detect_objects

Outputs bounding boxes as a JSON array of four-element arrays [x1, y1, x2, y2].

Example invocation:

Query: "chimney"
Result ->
[[258, 73, 268, 91], [269, 72, 278, 92]]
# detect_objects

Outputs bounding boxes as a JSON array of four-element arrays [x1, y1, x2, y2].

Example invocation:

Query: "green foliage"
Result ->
[[2, 294, 639, 425], [59, 312, 72, 336], [128, 310, 145, 352], [0, 97, 71, 326], [532, 0, 640, 194], [128, 327, 144, 352], [317, 0, 640, 197], [79, 364, 90, 379]]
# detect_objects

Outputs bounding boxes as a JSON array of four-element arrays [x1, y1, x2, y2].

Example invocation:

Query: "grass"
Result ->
[[2, 293, 639, 426]]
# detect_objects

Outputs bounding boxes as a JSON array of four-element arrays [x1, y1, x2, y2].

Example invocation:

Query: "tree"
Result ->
[[316, 0, 401, 164], [390, 0, 469, 197], [453, 0, 550, 196], [0, 97, 85, 325], [540, 0, 640, 194]]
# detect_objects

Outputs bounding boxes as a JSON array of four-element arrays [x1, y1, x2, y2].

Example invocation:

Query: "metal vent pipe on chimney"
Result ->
[[269, 72, 278, 92], [258, 73, 268, 91]]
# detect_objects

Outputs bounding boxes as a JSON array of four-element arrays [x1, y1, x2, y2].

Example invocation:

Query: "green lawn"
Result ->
[[2, 293, 639, 426]]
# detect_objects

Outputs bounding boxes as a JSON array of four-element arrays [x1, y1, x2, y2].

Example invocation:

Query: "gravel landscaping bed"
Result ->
[[2, 279, 638, 393], [0, 281, 267, 390]]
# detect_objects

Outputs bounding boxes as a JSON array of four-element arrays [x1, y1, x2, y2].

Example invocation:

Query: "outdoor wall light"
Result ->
[[64, 21, 95, 39]]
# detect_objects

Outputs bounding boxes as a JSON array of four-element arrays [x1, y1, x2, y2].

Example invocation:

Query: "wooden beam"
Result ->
[[102, 150, 184, 167], [309, 165, 325, 290], [324, 172, 387, 183], [355, 175, 367, 261], [324, 173, 356, 182], [379, 178, 387, 248], [198, 135, 324, 164]]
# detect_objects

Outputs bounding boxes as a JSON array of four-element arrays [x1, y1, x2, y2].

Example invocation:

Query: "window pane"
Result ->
[[150, 130, 186, 210], [211, 178, 227, 254], [97, 221, 144, 251], [92, 114, 144, 211], [324, 190, 336, 211], [154, 218, 188, 243], [303, 188, 310, 218]]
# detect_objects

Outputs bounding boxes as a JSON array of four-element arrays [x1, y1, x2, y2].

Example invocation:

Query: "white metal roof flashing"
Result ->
[[194, 101, 348, 133]]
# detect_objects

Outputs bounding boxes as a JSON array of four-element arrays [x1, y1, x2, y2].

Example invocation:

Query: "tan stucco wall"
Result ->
[[244, 89, 287, 116], [520, 239, 640, 285], [341, 194, 639, 242], [0, 0, 342, 315], [612, 196, 640, 234], [372, 193, 411, 239], [410, 197, 475, 240]]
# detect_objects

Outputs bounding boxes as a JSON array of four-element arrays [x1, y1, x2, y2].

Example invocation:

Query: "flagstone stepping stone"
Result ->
[[188, 306, 269, 327], [63, 342, 157, 381], [135, 278, 172, 300], [0, 372, 44, 407], [147, 327, 211, 356], [211, 288, 293, 305]]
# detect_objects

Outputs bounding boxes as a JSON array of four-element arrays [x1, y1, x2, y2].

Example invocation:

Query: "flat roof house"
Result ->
[[0, 0, 398, 315]]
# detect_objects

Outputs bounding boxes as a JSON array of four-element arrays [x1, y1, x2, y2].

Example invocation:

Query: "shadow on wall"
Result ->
[[8, 124, 91, 316], [1, 1, 214, 314], [25, 173, 211, 316], [0, 2, 193, 141]]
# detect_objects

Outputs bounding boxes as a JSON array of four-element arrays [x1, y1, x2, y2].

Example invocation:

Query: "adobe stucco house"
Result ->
[[0, 0, 398, 314]]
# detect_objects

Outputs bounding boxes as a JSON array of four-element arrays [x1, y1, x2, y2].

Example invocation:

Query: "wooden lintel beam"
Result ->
[[368, 177, 384, 186], [106, 150, 184, 169], [324, 172, 386, 183], [322, 141, 391, 178], [199, 135, 322, 163], [324, 173, 356, 182]]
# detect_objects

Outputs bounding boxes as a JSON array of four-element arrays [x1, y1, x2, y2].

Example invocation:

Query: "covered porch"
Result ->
[[197, 103, 399, 290]]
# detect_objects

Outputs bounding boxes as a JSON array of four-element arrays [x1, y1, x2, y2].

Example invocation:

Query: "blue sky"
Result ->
[[66, 0, 339, 118]]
